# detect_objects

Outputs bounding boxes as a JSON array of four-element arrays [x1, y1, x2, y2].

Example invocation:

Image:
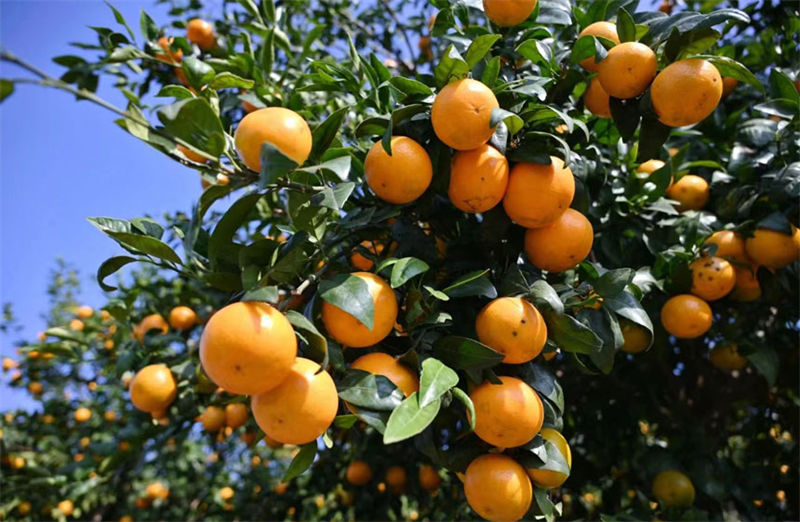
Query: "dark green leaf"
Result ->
[[383, 393, 441, 444], [283, 442, 317, 481], [594, 268, 634, 298], [434, 45, 469, 89], [338, 370, 404, 411], [616, 8, 636, 42], [543, 310, 602, 354], [443, 270, 497, 299], [433, 336, 505, 370], [259, 143, 299, 186], [319, 273, 375, 330], [96, 256, 137, 292], [390, 257, 430, 288], [310, 107, 347, 161]]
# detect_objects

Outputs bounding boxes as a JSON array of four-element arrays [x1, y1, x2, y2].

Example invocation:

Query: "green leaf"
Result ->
[[769, 69, 800, 105], [757, 212, 792, 235], [241, 286, 279, 303], [594, 268, 634, 298], [434, 45, 469, 89], [259, 143, 299, 186], [442, 270, 497, 299], [389, 77, 433, 97], [636, 116, 671, 162], [390, 257, 430, 288], [543, 310, 603, 354], [96, 256, 137, 291], [0, 79, 13, 103], [208, 72, 254, 90], [519, 363, 564, 414], [333, 414, 358, 428], [285, 310, 328, 365], [338, 370, 404, 411], [156, 85, 195, 100], [310, 107, 348, 162], [105, 2, 136, 42], [207, 192, 263, 270], [89, 220, 182, 265], [570, 35, 597, 65], [156, 98, 226, 156], [609, 97, 641, 141], [180, 56, 215, 88], [433, 336, 505, 370], [747, 347, 778, 386], [490, 108, 523, 136], [604, 291, 654, 336], [464, 34, 502, 69], [616, 8, 636, 42], [138, 9, 158, 41], [283, 442, 317, 481], [481, 56, 502, 88], [383, 393, 441, 445], [319, 273, 375, 330], [451, 387, 475, 432], [529, 280, 564, 314], [697, 55, 762, 90], [418, 358, 459, 408]]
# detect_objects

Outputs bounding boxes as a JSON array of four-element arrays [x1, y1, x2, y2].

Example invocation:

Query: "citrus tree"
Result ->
[[1, 0, 798, 521]]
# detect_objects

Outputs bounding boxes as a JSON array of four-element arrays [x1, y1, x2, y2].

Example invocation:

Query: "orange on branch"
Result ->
[[651, 59, 722, 127], [469, 376, 543, 448], [745, 226, 800, 269], [350, 352, 419, 397], [527, 428, 571, 489], [321, 272, 398, 348], [666, 175, 709, 211], [585, 77, 611, 118], [186, 19, 215, 49], [364, 136, 432, 204], [482, 0, 537, 27], [346, 460, 373, 486], [475, 297, 547, 364], [660, 295, 712, 339], [690, 256, 736, 301], [524, 208, 594, 272], [597, 42, 657, 99], [448, 144, 509, 213], [169, 305, 198, 331], [464, 454, 532, 522], [503, 156, 575, 229], [234, 107, 312, 172], [431, 79, 498, 150], [578, 22, 620, 72], [130, 364, 177, 414]]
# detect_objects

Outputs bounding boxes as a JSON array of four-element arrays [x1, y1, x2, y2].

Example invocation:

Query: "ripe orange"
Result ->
[[251, 358, 338, 445], [57, 500, 74, 517], [431, 79, 499, 151], [225, 403, 249, 429], [666, 174, 709, 211], [364, 137, 433, 204], [651, 59, 722, 127], [419, 464, 442, 491], [636, 159, 665, 175], [17, 501, 31, 515], [199, 301, 297, 395], [722, 77, 739, 97], [198, 405, 225, 432], [705, 230, 751, 264], [745, 226, 800, 269], [470, 376, 543, 448], [186, 19, 215, 49], [76, 305, 94, 319], [346, 460, 373, 485], [69, 319, 84, 331], [597, 42, 658, 99], [178, 144, 207, 163], [219, 486, 234, 501], [385, 465, 407, 492], [527, 427, 571, 489], [652, 470, 695, 508], [660, 295, 712, 339], [731, 265, 761, 302], [585, 77, 611, 118], [482, 0, 537, 26], [169, 306, 198, 331], [234, 107, 312, 172], [133, 314, 169, 342], [448, 144, 509, 213], [524, 208, 594, 272], [2, 357, 17, 371], [146, 481, 169, 500], [74, 407, 92, 423], [104, 410, 117, 422], [321, 272, 398, 348], [690, 256, 736, 301], [710, 344, 748, 371], [503, 157, 575, 228], [130, 364, 177, 414], [28, 381, 43, 395], [350, 240, 384, 270], [350, 352, 419, 396], [619, 318, 650, 354], [464, 454, 532, 522], [475, 297, 547, 364], [155, 36, 182, 65], [578, 22, 620, 72]]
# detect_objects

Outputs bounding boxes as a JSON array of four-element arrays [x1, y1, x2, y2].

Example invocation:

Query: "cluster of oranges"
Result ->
[[345, 460, 443, 494]]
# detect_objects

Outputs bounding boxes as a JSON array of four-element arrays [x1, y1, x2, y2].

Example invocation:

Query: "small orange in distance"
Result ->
[[652, 470, 696, 508], [69, 319, 84, 331], [177, 144, 207, 164], [709, 344, 748, 371], [199, 301, 297, 395], [346, 460, 373, 486], [651, 59, 722, 127], [234, 107, 312, 172], [198, 405, 225, 432], [251, 358, 338, 445], [365, 137, 433, 204], [619, 318, 651, 354], [418, 464, 442, 491], [527, 427, 572, 489], [464, 454, 533, 522], [186, 19, 216, 50], [597, 42, 658, 99], [666, 175, 709, 211], [578, 22, 620, 72], [350, 352, 419, 397], [76, 305, 94, 319], [169, 306, 198, 331], [225, 403, 249, 429], [146, 481, 169, 500], [74, 407, 92, 423], [722, 77, 739, 97], [57, 500, 74, 517], [731, 265, 761, 302], [133, 313, 169, 342], [219, 486, 234, 501], [475, 297, 547, 364], [503, 156, 575, 228], [585, 77, 611, 118], [130, 364, 178, 414], [385, 466, 408, 493], [690, 256, 736, 301], [482, 0, 537, 27], [745, 226, 800, 269], [524, 208, 594, 273], [470, 376, 544, 448], [636, 159, 666, 176], [431, 79, 499, 151], [661, 294, 712, 339], [350, 240, 384, 270], [705, 230, 751, 264], [321, 272, 398, 348], [448, 144, 509, 213]]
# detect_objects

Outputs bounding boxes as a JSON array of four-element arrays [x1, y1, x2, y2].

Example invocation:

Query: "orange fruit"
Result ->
[[199, 301, 297, 395], [503, 157, 575, 228], [431, 79, 499, 150], [470, 376, 544, 447], [251, 358, 338, 445], [364, 137, 433, 204], [666, 174, 709, 211], [2, 357, 17, 371], [585, 77, 611, 118], [133, 314, 169, 342], [220, 486, 234, 501], [57, 500, 74, 517], [198, 405, 225, 432], [69, 319, 84, 331], [321, 272, 398, 348], [636, 159, 666, 175], [233, 107, 312, 172], [17, 501, 31, 515], [527, 427, 571, 489], [652, 470, 695, 508], [104, 410, 117, 422], [225, 403, 249, 428], [448, 144, 509, 213], [660, 295, 712, 339], [705, 230, 751, 264], [28, 382, 43, 395], [464, 454, 532, 522], [524, 208, 594, 272], [710, 344, 747, 371], [419, 464, 442, 491], [722, 77, 738, 97], [169, 306, 198, 331], [619, 318, 650, 354], [475, 297, 547, 364], [74, 407, 92, 423], [385, 465, 407, 492], [578, 22, 620, 72], [155, 36, 182, 65], [543, 351, 558, 361], [350, 352, 419, 396], [346, 460, 373, 486], [146, 481, 169, 500], [731, 265, 761, 302], [690, 256, 735, 301], [745, 226, 800, 269], [130, 364, 177, 414], [651, 59, 722, 127], [350, 240, 384, 270], [76, 305, 94, 319], [178, 144, 207, 163], [482, 0, 537, 26], [418, 36, 433, 62], [186, 19, 215, 49], [597, 42, 658, 99]]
